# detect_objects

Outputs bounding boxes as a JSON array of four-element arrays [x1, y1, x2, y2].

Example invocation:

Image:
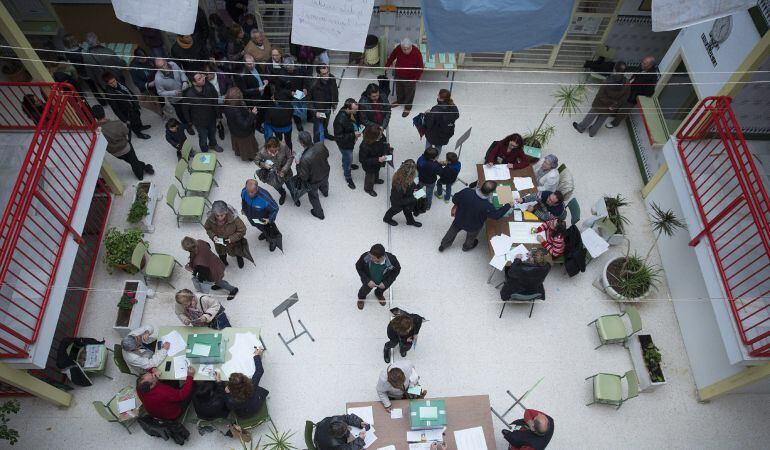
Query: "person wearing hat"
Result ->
[[92, 104, 155, 180], [533, 154, 560, 194], [121, 325, 169, 375]]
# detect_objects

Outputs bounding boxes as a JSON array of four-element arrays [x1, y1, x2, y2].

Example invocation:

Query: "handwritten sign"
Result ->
[[112, 0, 197, 35], [291, 0, 375, 52]]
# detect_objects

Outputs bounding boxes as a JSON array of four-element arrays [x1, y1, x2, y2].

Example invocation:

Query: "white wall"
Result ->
[[658, 10, 761, 99]]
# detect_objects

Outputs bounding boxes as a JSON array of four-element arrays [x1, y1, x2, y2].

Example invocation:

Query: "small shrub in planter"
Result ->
[[643, 339, 665, 383], [103, 228, 145, 274], [127, 191, 149, 223]]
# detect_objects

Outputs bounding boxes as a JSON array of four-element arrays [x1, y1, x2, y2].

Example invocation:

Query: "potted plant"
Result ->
[[524, 84, 587, 149], [113, 280, 148, 336], [602, 203, 685, 301], [0, 400, 19, 446], [103, 227, 145, 274], [129, 181, 160, 232], [237, 428, 297, 450], [591, 194, 630, 245], [629, 334, 667, 391]]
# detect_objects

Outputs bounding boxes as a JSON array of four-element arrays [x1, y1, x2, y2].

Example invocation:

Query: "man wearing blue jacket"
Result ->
[[439, 181, 514, 252], [241, 179, 279, 245]]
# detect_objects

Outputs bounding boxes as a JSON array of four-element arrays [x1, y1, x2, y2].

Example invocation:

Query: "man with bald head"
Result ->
[[244, 29, 272, 64], [154, 57, 193, 134], [606, 55, 658, 129], [384, 37, 424, 117], [241, 178, 279, 246], [502, 408, 554, 449]]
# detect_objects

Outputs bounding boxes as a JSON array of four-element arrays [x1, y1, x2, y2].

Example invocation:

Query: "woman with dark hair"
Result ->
[[333, 98, 362, 189], [383, 159, 421, 228], [193, 381, 230, 421], [358, 124, 388, 196], [384, 312, 423, 363], [534, 218, 567, 258], [423, 88, 459, 155], [219, 348, 268, 419], [263, 89, 295, 150], [223, 87, 260, 161], [485, 133, 528, 169]]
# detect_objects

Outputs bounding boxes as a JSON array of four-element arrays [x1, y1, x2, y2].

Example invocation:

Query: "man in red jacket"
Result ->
[[384, 38, 424, 118], [136, 365, 195, 421], [501, 408, 554, 450]]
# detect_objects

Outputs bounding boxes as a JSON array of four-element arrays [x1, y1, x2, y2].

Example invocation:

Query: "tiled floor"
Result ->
[[7, 69, 770, 450]]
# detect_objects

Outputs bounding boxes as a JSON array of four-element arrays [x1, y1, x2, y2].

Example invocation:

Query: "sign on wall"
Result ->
[[652, 0, 755, 31], [111, 0, 198, 35], [291, 0, 375, 52]]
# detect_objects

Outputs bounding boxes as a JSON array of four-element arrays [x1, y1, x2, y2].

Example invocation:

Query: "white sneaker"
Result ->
[[605, 122, 617, 128]]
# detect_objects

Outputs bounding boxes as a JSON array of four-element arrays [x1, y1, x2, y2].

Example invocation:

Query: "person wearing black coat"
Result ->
[[333, 99, 361, 189], [223, 88, 259, 161], [358, 83, 391, 129], [314, 414, 368, 450], [423, 88, 459, 154], [102, 72, 151, 139], [439, 182, 513, 252], [500, 249, 551, 301], [264, 89, 295, 150], [358, 125, 389, 196], [221, 350, 269, 419], [170, 34, 209, 74], [384, 312, 423, 363], [383, 159, 421, 228], [183, 73, 223, 152], [296, 131, 330, 220], [355, 243, 401, 310], [307, 65, 338, 142], [192, 381, 230, 420]]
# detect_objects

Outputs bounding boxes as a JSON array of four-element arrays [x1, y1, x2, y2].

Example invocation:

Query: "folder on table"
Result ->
[[409, 399, 446, 430], [496, 185, 513, 205]]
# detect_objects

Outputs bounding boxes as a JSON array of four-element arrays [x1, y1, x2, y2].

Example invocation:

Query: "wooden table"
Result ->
[[346, 395, 496, 450], [156, 326, 260, 381]]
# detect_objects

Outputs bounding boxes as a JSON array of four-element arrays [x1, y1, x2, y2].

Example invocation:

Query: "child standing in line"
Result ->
[[435, 151, 461, 203], [165, 118, 189, 160], [416, 146, 442, 211]]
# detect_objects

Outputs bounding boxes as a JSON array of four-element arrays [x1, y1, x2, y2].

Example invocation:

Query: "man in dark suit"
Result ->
[[500, 248, 551, 301]]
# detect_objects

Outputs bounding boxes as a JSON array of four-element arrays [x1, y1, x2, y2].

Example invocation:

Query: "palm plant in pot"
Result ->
[[523, 84, 587, 149], [103, 227, 145, 274], [602, 203, 685, 301]]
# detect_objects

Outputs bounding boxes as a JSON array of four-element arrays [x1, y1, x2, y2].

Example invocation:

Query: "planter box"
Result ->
[[133, 181, 161, 233], [113, 280, 148, 337], [629, 334, 667, 392]]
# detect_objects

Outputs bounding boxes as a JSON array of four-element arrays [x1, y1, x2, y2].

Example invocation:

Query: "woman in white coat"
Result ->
[[534, 154, 560, 194], [376, 359, 424, 412]]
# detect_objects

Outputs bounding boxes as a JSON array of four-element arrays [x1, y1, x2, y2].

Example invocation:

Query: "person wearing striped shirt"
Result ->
[[535, 219, 567, 258]]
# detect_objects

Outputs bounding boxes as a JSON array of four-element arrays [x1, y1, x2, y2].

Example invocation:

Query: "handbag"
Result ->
[[201, 298, 231, 330], [217, 120, 225, 140]]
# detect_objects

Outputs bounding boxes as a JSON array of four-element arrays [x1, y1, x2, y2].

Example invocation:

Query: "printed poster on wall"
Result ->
[[291, 0, 375, 52], [111, 0, 198, 35]]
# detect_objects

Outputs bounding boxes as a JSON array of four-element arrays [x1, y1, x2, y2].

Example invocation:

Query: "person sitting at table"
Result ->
[[174, 288, 231, 329], [533, 154, 560, 194], [376, 359, 425, 412], [485, 133, 528, 169], [502, 408, 554, 449], [121, 325, 170, 375], [384, 312, 423, 363], [520, 190, 565, 222], [534, 219, 566, 258], [136, 365, 195, 421], [439, 181, 514, 252], [500, 248, 551, 301], [217, 347, 268, 419], [181, 236, 239, 300], [192, 380, 230, 421], [314, 413, 369, 450]]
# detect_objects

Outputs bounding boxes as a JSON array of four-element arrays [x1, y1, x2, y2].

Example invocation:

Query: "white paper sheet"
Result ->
[[117, 397, 136, 413], [191, 343, 210, 356], [506, 244, 530, 262], [407, 429, 445, 442], [291, 0, 376, 52], [454, 426, 488, 450], [489, 255, 507, 271], [378, 446, 396, 450], [160, 330, 187, 357], [515, 201, 538, 211], [513, 209, 523, 221], [408, 444, 432, 450], [508, 221, 545, 244], [390, 408, 403, 419], [173, 355, 188, 379], [221, 332, 260, 378], [513, 177, 535, 191], [581, 227, 610, 258], [490, 234, 515, 256], [112, 0, 197, 35], [483, 164, 510, 181], [349, 424, 377, 448], [347, 406, 375, 425], [413, 187, 426, 199]]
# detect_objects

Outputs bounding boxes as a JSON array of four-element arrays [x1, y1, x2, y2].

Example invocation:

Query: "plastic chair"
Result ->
[[174, 159, 217, 197], [499, 293, 544, 318], [585, 370, 638, 409], [181, 140, 221, 174], [165, 184, 209, 227], [236, 401, 275, 432], [305, 420, 316, 450], [113, 344, 136, 377], [130, 242, 182, 289], [93, 399, 135, 433], [566, 198, 581, 226], [587, 306, 642, 349]]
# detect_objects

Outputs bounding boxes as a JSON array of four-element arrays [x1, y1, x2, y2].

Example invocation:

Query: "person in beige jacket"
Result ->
[[376, 359, 424, 412], [121, 324, 168, 375], [244, 30, 272, 64], [174, 288, 230, 329]]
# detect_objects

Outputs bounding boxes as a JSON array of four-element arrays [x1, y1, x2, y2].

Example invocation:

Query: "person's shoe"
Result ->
[[444, 198, 450, 203], [357, 300, 365, 310], [588, 130, 598, 138], [311, 209, 325, 220], [572, 122, 583, 133], [375, 178, 385, 184], [321, 190, 329, 198], [407, 221, 422, 228], [269, 243, 276, 252], [140, 125, 151, 131], [438, 245, 446, 252], [435, 191, 442, 199], [219, 254, 229, 266], [384, 348, 391, 363], [279, 190, 286, 205], [462, 239, 479, 251], [227, 288, 239, 300], [186, 126, 195, 135], [375, 291, 386, 305], [258, 233, 266, 241], [210, 285, 222, 290], [347, 179, 356, 189], [400, 347, 408, 357], [383, 218, 398, 226], [605, 122, 617, 128], [135, 132, 151, 139], [401, 110, 410, 118], [365, 189, 377, 197], [351, 163, 360, 170], [214, 145, 224, 153], [236, 256, 244, 268], [144, 165, 155, 175]]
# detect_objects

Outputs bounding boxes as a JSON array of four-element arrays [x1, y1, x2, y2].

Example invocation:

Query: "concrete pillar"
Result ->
[[698, 363, 770, 401], [0, 363, 72, 407]]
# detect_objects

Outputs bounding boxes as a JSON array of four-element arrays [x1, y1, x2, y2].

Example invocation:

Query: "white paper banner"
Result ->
[[652, 0, 754, 31], [112, 0, 198, 36], [291, 0, 375, 52]]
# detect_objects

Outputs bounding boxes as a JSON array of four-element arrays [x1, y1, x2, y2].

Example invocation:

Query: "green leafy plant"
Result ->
[[643, 342, 664, 383], [235, 428, 297, 450], [127, 191, 149, 223], [525, 84, 587, 148], [522, 124, 556, 150], [103, 227, 145, 273], [0, 400, 20, 446], [605, 194, 630, 234], [117, 291, 137, 310]]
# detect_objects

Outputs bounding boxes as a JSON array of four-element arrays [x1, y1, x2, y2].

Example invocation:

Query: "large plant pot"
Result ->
[[629, 334, 667, 392], [133, 181, 160, 233], [601, 256, 652, 302], [113, 280, 149, 337]]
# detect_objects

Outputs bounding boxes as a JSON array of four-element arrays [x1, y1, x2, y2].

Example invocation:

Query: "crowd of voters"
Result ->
[[32, 5, 662, 448]]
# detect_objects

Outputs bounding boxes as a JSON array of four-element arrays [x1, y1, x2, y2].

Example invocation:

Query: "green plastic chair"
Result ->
[[587, 306, 642, 349], [499, 292, 544, 318], [557, 163, 566, 173], [182, 140, 221, 174], [566, 198, 580, 226], [130, 241, 181, 289], [585, 370, 638, 409], [236, 401, 275, 431], [175, 159, 216, 197], [113, 344, 136, 377], [165, 184, 208, 227], [93, 399, 135, 433], [305, 420, 316, 450]]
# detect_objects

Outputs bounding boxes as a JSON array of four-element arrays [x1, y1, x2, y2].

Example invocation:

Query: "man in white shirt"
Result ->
[[121, 325, 169, 375]]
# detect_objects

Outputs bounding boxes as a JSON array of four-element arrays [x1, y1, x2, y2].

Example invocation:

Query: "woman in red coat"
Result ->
[[485, 133, 528, 169]]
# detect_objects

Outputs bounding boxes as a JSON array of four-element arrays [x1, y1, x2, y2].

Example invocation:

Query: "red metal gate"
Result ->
[[677, 96, 770, 357]]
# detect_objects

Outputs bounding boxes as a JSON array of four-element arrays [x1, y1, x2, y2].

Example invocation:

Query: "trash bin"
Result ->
[[364, 34, 380, 65]]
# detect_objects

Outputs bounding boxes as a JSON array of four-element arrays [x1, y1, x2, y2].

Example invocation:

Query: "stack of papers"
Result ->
[[454, 426, 487, 450], [173, 355, 189, 379], [508, 222, 544, 244], [221, 332, 259, 378], [483, 164, 510, 181], [160, 330, 187, 356], [513, 177, 535, 191]]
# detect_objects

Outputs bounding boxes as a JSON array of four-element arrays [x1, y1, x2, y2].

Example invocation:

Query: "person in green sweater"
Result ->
[[354, 244, 401, 310]]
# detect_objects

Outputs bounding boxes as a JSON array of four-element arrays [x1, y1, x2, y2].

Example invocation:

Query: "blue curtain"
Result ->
[[421, 0, 575, 54]]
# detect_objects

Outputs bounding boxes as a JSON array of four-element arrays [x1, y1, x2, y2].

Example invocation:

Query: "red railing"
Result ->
[[0, 82, 97, 359], [677, 96, 770, 357]]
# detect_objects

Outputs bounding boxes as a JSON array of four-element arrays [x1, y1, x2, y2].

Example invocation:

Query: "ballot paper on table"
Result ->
[[198, 364, 216, 378], [508, 221, 544, 244], [483, 164, 510, 181], [390, 408, 403, 419], [160, 330, 187, 356], [490, 234, 515, 256], [348, 427, 377, 448], [221, 332, 260, 378], [407, 428, 445, 442], [506, 244, 530, 262], [117, 397, 136, 414], [513, 210, 523, 221], [581, 227, 610, 258], [513, 177, 535, 191], [489, 254, 507, 271], [413, 187, 426, 199], [454, 426, 488, 450], [407, 444, 432, 450], [173, 355, 189, 379]]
